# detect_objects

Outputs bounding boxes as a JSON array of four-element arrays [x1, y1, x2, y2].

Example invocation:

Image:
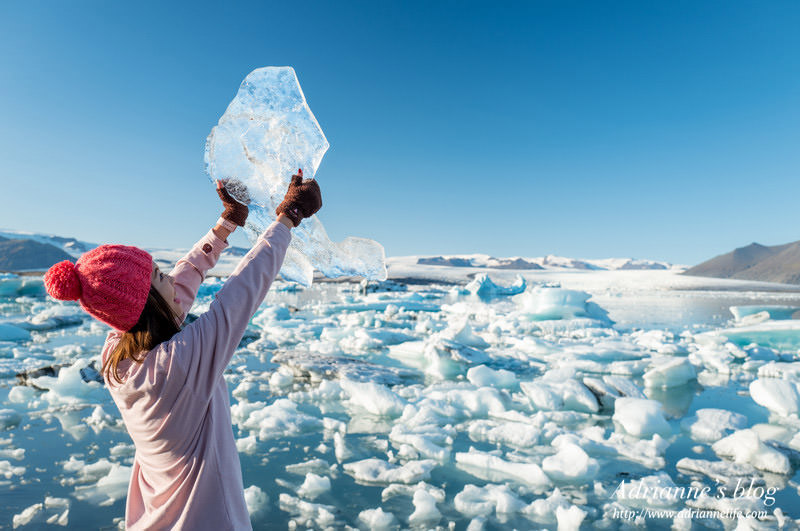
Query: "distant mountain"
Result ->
[[0, 230, 96, 258], [0, 238, 75, 272], [415, 254, 674, 271], [684, 241, 800, 285], [417, 256, 544, 269], [0, 229, 250, 275]]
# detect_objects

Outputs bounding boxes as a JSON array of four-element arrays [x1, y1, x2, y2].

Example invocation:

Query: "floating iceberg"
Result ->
[[730, 305, 800, 322], [205, 66, 387, 285], [462, 273, 526, 299], [514, 287, 611, 323]]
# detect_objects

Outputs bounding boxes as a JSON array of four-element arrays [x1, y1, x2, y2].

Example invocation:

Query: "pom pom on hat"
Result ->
[[44, 260, 82, 301]]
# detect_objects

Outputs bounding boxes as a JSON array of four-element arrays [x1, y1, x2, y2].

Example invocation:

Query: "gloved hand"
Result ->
[[275, 169, 322, 227], [217, 180, 249, 227]]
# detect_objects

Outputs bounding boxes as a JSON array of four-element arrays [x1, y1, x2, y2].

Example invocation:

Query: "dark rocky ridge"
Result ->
[[684, 240, 800, 285], [0, 239, 75, 272]]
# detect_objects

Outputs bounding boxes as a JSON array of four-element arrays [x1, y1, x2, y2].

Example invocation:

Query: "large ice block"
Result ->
[[205, 67, 387, 285]]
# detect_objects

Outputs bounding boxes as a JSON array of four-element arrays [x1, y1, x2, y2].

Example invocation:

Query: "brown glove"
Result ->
[[275, 168, 322, 227], [217, 180, 249, 227]]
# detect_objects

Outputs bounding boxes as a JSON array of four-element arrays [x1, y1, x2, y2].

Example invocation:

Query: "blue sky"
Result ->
[[1, 1, 798, 264]]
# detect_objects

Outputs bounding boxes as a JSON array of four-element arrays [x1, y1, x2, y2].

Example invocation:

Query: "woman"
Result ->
[[43, 172, 322, 530]]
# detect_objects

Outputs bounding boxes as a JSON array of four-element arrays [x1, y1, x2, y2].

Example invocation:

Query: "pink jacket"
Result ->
[[101, 221, 291, 530]]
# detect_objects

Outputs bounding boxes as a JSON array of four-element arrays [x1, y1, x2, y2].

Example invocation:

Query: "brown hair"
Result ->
[[103, 286, 181, 384]]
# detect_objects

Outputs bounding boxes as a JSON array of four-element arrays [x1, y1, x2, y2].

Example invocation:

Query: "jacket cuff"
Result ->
[[176, 229, 229, 275]]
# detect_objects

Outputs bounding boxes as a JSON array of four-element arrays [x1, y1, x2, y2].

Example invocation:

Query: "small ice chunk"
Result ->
[[680, 409, 748, 443], [749, 378, 800, 417], [712, 428, 791, 475], [29, 360, 106, 406], [12, 503, 43, 528], [409, 489, 442, 526], [44, 497, 69, 527], [72, 461, 132, 506], [467, 365, 517, 388], [343, 458, 436, 485], [340, 379, 406, 417], [453, 484, 525, 517], [602, 376, 646, 399], [455, 449, 550, 489], [556, 505, 587, 531], [297, 473, 331, 500], [236, 434, 258, 454], [466, 420, 540, 449], [244, 485, 268, 518], [285, 458, 333, 476], [205, 66, 386, 285], [278, 493, 336, 528], [542, 442, 599, 483], [521, 379, 599, 413], [676, 457, 759, 484], [230, 399, 322, 440], [358, 508, 397, 530], [613, 398, 671, 438], [269, 368, 294, 388], [389, 423, 451, 462], [0, 460, 26, 478], [522, 488, 570, 524], [642, 358, 696, 388], [442, 321, 490, 349]]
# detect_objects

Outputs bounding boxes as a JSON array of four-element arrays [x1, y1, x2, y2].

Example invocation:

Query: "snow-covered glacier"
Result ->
[[205, 66, 387, 285]]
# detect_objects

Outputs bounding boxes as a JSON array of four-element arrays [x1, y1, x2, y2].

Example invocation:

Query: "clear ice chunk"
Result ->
[[205, 66, 387, 285]]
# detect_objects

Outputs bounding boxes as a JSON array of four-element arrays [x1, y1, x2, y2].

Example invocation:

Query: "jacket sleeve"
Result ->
[[168, 230, 229, 323], [171, 221, 291, 398]]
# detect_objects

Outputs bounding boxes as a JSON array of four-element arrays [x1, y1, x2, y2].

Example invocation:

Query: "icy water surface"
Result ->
[[2, 272, 800, 529]]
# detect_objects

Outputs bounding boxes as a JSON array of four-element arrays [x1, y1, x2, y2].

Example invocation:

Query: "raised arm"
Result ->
[[168, 181, 251, 322], [173, 171, 322, 398]]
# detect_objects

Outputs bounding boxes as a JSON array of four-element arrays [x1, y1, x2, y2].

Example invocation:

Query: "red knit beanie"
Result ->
[[44, 245, 153, 332]]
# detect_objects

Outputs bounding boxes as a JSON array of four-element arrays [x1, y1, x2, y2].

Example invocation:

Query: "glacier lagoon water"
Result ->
[[2, 273, 800, 528]]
